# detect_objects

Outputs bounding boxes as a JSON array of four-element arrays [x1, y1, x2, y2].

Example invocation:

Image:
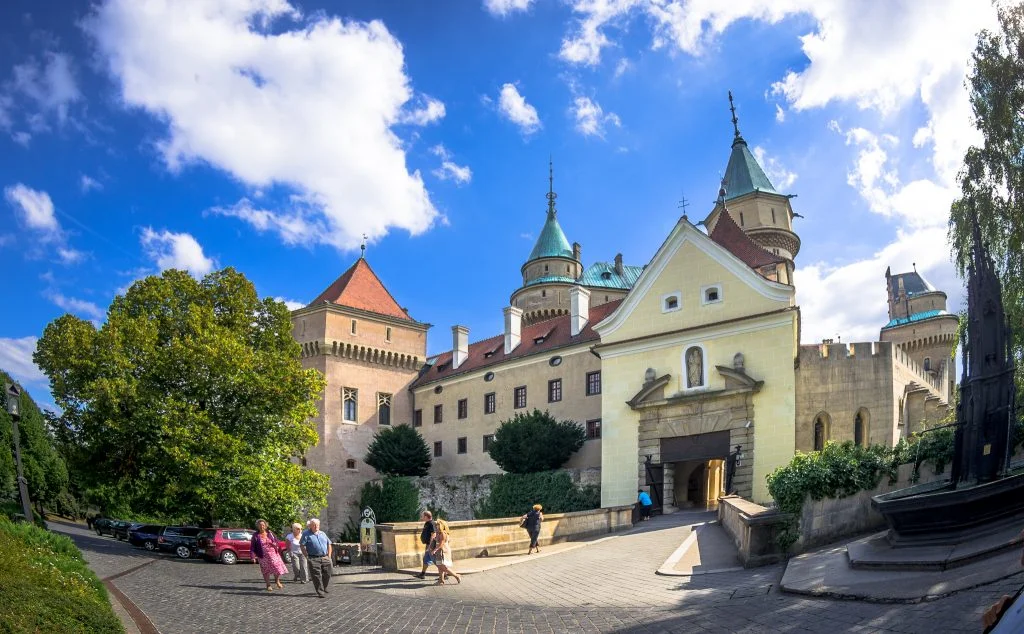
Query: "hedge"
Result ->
[[475, 471, 600, 519], [0, 518, 123, 633]]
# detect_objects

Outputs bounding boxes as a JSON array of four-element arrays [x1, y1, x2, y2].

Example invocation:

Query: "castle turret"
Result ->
[[704, 92, 800, 286]]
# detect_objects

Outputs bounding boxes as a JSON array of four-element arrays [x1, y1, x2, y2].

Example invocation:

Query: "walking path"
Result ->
[[52, 513, 1021, 633]]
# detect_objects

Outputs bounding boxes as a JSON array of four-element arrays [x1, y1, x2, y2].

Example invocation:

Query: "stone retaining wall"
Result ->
[[378, 504, 633, 571], [718, 495, 791, 567]]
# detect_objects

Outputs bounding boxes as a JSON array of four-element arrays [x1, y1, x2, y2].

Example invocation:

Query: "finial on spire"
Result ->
[[677, 193, 690, 221], [546, 156, 557, 217], [728, 90, 741, 139], [360, 234, 367, 259]]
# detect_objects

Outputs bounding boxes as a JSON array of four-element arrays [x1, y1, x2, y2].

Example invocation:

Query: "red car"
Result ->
[[196, 528, 292, 565]]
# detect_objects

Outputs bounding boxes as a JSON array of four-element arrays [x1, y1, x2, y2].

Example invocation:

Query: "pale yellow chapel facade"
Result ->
[[290, 103, 955, 530]]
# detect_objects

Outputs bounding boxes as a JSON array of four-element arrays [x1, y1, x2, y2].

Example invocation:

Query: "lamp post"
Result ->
[[5, 382, 34, 523]]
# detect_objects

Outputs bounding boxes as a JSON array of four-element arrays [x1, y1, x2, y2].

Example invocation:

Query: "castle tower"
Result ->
[[703, 92, 800, 286], [291, 254, 429, 531], [510, 160, 584, 324], [879, 266, 959, 401]]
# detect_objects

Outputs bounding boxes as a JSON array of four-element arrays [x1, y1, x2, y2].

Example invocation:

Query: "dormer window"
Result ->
[[702, 284, 723, 305], [601, 271, 612, 280], [662, 292, 681, 313]]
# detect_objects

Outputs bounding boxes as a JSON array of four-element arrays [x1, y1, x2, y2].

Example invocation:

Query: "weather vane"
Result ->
[[678, 194, 690, 221], [728, 90, 741, 139], [546, 156, 557, 214], [360, 234, 367, 259]]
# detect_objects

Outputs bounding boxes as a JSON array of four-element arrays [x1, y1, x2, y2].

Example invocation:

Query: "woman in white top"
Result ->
[[285, 523, 309, 583]]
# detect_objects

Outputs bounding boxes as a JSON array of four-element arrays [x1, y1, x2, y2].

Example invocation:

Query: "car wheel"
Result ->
[[175, 545, 192, 559], [143, 541, 156, 551], [281, 551, 291, 565], [220, 550, 237, 565]]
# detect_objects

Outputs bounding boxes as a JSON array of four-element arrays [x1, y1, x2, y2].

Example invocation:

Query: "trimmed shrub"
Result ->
[[356, 476, 421, 524], [364, 425, 431, 477], [475, 471, 600, 519], [0, 518, 123, 633], [487, 409, 586, 474]]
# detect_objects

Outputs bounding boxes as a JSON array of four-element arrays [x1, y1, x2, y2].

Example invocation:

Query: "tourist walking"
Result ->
[[638, 489, 654, 521], [301, 518, 333, 598], [250, 519, 287, 592], [416, 511, 435, 580], [431, 519, 461, 585], [521, 504, 543, 554], [285, 522, 309, 584]]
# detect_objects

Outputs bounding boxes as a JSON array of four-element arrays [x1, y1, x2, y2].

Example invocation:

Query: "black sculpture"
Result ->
[[872, 214, 1022, 545]]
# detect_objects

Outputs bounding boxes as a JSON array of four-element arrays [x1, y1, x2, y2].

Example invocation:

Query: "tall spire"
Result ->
[[546, 155, 557, 218], [728, 90, 741, 141]]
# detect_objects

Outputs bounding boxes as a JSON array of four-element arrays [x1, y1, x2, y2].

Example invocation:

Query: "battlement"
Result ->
[[798, 340, 943, 397]]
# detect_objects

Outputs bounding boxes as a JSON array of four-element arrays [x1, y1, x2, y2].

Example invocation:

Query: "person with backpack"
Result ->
[[520, 504, 543, 554]]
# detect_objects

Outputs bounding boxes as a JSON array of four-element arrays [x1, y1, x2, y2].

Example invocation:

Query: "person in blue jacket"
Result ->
[[637, 489, 654, 521]]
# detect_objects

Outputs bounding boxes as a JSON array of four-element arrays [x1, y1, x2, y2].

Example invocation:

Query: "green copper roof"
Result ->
[[881, 309, 953, 330], [528, 210, 573, 261], [723, 137, 778, 200], [578, 262, 644, 290]]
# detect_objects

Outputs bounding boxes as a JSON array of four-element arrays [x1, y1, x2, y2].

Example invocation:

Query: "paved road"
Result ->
[[54, 515, 1023, 633]]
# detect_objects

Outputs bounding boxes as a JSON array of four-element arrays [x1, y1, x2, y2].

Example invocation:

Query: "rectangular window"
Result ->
[[483, 434, 494, 452], [586, 419, 602, 440], [484, 392, 496, 414], [350, 319, 357, 335], [586, 371, 602, 396], [514, 385, 527, 409], [414, 409, 422, 427], [386, 327, 392, 342], [433, 441, 442, 458], [548, 379, 562, 403], [457, 437, 467, 454], [458, 398, 468, 419], [377, 392, 391, 426], [343, 387, 358, 422], [434, 404, 443, 424]]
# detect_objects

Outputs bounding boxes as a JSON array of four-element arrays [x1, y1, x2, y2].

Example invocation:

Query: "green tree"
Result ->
[[0, 373, 68, 515], [364, 424, 431, 477], [33, 268, 329, 527], [487, 409, 585, 474], [949, 3, 1024, 387], [356, 476, 421, 524]]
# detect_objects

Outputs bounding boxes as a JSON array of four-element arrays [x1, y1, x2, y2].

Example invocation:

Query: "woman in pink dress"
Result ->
[[250, 519, 287, 591]]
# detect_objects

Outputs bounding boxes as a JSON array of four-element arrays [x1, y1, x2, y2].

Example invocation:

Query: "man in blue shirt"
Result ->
[[638, 489, 654, 521], [300, 518, 333, 598]]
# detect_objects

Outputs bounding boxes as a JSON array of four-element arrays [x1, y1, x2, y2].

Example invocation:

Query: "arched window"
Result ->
[[813, 412, 830, 451], [855, 408, 870, 447], [684, 346, 705, 389], [378, 392, 391, 426], [923, 357, 931, 371]]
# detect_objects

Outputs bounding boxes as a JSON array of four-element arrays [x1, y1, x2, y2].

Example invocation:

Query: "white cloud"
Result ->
[[752, 145, 797, 191], [80, 174, 102, 192], [572, 96, 621, 138], [430, 145, 472, 185], [56, 247, 85, 264], [0, 336, 47, 386], [497, 83, 541, 135], [4, 183, 59, 235], [775, 104, 785, 123], [483, 0, 535, 17], [613, 58, 633, 79], [274, 297, 305, 311], [84, 0, 442, 252], [520, 232, 534, 240], [45, 291, 105, 322], [207, 199, 322, 246], [559, 0, 640, 66], [1, 50, 81, 140], [140, 228, 216, 277], [399, 95, 446, 126]]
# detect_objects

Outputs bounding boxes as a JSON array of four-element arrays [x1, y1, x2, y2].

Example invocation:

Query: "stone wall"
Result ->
[[405, 468, 602, 520], [377, 504, 634, 570], [718, 495, 791, 567]]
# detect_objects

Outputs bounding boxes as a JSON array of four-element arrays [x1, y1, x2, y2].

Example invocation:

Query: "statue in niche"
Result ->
[[685, 346, 703, 388]]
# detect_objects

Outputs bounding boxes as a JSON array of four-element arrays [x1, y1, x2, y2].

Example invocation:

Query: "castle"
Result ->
[[290, 99, 957, 530]]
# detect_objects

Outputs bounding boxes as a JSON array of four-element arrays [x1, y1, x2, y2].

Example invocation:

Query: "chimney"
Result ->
[[504, 306, 523, 354], [572, 242, 582, 262], [614, 253, 624, 276], [570, 286, 590, 337], [452, 325, 469, 369]]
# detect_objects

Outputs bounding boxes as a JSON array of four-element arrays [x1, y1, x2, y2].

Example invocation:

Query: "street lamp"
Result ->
[[5, 382, 34, 523]]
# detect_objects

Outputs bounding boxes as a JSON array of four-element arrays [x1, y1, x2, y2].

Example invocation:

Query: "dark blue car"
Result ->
[[128, 524, 165, 551]]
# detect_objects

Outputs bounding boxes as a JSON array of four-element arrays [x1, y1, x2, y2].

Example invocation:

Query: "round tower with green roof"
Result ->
[[511, 161, 584, 325]]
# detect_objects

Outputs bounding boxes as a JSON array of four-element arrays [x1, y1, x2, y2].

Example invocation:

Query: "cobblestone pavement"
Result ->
[[53, 515, 1023, 633]]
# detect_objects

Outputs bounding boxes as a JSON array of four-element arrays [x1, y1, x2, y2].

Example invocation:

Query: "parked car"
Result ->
[[111, 520, 136, 541], [128, 524, 166, 551], [197, 528, 291, 565], [94, 518, 117, 537], [157, 526, 206, 559]]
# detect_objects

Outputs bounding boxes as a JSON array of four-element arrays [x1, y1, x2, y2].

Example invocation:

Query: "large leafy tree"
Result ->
[[34, 268, 328, 527], [364, 424, 431, 477], [487, 409, 585, 474], [949, 3, 1024, 386], [0, 372, 68, 514]]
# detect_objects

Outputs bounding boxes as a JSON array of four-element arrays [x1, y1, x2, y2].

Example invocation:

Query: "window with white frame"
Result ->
[[343, 387, 358, 422], [701, 284, 723, 305], [662, 292, 681, 313]]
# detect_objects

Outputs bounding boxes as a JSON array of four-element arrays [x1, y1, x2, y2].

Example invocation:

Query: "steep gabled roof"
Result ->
[[412, 299, 621, 388], [709, 207, 786, 271], [309, 258, 413, 321], [723, 136, 778, 200], [527, 209, 574, 261]]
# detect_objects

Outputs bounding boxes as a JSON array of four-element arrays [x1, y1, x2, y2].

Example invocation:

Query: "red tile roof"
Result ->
[[412, 300, 622, 388], [708, 209, 786, 271], [309, 258, 413, 321]]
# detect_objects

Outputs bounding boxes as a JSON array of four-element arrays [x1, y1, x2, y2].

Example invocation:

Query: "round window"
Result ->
[[549, 356, 563, 367], [434, 385, 443, 394], [484, 372, 495, 382]]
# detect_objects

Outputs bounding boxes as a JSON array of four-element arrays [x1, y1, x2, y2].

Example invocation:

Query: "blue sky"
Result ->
[[0, 0, 998, 407]]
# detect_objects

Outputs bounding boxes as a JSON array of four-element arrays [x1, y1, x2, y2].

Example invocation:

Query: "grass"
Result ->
[[0, 518, 123, 633]]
